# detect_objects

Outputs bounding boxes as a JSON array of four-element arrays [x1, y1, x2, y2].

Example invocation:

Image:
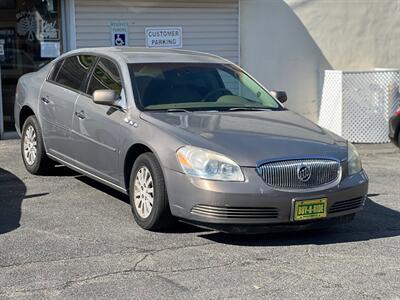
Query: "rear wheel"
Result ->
[[21, 116, 53, 174], [129, 153, 174, 231]]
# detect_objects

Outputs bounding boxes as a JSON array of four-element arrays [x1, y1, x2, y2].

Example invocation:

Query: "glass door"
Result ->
[[0, 0, 62, 133]]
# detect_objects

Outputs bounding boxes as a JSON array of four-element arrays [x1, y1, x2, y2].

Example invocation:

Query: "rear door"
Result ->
[[71, 57, 125, 183], [39, 55, 96, 160]]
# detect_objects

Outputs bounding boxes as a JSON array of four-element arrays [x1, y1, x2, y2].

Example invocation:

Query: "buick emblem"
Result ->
[[297, 165, 312, 182]]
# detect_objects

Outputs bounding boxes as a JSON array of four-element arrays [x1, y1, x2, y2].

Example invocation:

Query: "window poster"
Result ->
[[40, 41, 60, 58]]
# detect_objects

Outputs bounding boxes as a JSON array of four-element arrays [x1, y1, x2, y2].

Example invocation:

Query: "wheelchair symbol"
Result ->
[[114, 34, 126, 46]]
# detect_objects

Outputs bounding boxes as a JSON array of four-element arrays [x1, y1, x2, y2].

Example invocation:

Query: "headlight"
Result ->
[[176, 146, 244, 181], [348, 142, 362, 175]]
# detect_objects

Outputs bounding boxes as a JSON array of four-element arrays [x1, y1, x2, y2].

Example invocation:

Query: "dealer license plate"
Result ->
[[293, 198, 328, 221]]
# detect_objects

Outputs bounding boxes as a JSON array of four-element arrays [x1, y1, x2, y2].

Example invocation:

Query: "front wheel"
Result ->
[[21, 115, 53, 175], [129, 153, 174, 231]]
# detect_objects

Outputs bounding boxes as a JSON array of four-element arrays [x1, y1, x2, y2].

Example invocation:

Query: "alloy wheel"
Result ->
[[23, 125, 37, 166], [134, 166, 154, 219]]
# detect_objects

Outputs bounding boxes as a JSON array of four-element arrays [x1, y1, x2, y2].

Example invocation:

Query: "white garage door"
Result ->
[[74, 0, 239, 63]]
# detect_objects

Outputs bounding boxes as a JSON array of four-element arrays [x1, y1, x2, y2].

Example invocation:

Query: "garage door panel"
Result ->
[[75, 0, 239, 64]]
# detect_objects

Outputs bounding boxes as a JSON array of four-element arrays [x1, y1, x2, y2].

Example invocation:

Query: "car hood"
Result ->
[[141, 110, 347, 167]]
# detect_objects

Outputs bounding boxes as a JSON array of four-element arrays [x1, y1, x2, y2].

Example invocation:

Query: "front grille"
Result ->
[[256, 158, 341, 190], [191, 205, 279, 219], [329, 197, 365, 213]]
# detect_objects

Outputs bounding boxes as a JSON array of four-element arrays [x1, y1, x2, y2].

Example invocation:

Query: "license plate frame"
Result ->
[[292, 197, 328, 221]]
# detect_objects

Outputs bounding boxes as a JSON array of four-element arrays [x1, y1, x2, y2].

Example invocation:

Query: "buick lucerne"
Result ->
[[14, 48, 368, 232]]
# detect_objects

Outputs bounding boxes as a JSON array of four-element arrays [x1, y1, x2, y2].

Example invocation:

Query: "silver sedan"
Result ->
[[14, 47, 368, 233]]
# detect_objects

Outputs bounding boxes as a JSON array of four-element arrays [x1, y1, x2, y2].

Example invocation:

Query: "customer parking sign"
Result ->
[[145, 27, 183, 48], [111, 22, 128, 47]]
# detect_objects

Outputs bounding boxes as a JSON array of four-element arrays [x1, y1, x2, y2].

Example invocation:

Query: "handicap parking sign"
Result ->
[[111, 21, 129, 47], [113, 33, 126, 46]]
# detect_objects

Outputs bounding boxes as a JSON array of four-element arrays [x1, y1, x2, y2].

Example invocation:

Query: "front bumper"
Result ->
[[165, 167, 369, 228]]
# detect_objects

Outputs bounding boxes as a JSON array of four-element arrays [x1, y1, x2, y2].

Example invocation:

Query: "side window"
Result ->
[[87, 58, 122, 97], [55, 55, 96, 91], [48, 59, 64, 82]]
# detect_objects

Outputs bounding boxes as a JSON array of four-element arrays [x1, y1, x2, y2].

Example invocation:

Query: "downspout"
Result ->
[[62, 0, 77, 51]]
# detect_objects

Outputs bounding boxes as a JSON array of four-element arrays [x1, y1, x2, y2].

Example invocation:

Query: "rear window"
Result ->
[[53, 55, 96, 91]]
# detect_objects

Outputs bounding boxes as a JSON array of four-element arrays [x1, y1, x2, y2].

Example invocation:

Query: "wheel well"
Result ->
[[124, 144, 153, 190], [19, 106, 35, 132]]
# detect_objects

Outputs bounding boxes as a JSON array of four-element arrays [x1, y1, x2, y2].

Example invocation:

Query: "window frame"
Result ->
[[82, 56, 128, 110], [85, 57, 123, 98], [45, 53, 129, 111], [48, 58, 65, 83], [46, 54, 98, 94]]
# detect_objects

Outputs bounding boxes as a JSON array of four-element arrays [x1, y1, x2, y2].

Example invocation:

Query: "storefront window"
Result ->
[[0, 0, 62, 132]]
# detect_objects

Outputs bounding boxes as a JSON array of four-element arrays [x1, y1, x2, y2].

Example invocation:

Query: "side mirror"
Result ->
[[270, 90, 287, 103], [92, 89, 119, 106]]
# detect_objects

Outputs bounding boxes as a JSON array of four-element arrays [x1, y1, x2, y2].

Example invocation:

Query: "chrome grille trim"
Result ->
[[256, 158, 341, 191], [191, 205, 279, 219]]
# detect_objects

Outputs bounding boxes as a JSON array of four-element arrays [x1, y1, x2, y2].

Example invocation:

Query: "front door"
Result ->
[[71, 57, 125, 184], [0, 0, 62, 135]]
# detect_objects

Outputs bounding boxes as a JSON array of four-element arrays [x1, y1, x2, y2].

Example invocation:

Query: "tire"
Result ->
[[129, 152, 174, 231], [21, 115, 53, 175], [397, 130, 400, 147]]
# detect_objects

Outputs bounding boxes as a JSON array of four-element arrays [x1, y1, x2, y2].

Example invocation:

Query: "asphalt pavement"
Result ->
[[0, 139, 399, 299]]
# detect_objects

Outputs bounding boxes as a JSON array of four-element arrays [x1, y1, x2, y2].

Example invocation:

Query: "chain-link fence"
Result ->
[[319, 69, 400, 143]]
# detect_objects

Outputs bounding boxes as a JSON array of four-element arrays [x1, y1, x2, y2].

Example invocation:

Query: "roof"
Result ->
[[68, 47, 232, 64]]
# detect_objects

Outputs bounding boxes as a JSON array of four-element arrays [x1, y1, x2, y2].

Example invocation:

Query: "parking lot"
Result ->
[[0, 139, 399, 299]]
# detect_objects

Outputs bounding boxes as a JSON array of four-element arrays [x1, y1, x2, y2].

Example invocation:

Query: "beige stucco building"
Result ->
[[241, 0, 400, 121]]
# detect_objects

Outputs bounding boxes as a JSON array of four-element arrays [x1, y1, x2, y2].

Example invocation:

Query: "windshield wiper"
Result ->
[[166, 108, 191, 113], [227, 107, 271, 111]]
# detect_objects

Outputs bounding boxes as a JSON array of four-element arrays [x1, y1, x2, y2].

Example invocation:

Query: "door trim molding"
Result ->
[[47, 152, 127, 194]]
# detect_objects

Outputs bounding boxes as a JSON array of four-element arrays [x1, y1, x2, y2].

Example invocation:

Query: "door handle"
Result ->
[[40, 96, 50, 104], [75, 110, 86, 119]]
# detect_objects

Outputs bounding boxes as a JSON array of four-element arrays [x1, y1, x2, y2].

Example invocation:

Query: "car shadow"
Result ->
[[198, 197, 400, 246], [0, 168, 27, 234], [75, 173, 207, 234], [49, 164, 81, 177], [77, 175, 130, 204], [58, 167, 400, 241]]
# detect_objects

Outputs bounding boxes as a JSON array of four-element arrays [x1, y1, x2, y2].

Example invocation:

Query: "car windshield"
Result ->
[[128, 63, 283, 111]]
